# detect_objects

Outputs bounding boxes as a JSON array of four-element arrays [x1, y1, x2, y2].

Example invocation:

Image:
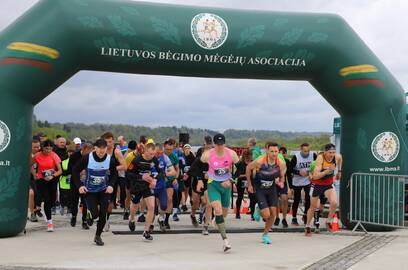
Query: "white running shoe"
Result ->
[[103, 220, 110, 232], [223, 239, 231, 252]]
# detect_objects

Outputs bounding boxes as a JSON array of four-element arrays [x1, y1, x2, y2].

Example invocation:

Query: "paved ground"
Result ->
[[0, 210, 407, 270]]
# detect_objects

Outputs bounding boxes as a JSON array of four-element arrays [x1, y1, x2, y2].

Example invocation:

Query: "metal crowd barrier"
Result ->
[[350, 173, 407, 233]]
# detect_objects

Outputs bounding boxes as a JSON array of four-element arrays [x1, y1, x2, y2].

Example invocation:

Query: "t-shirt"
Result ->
[[251, 145, 263, 160], [34, 152, 61, 179], [125, 151, 138, 168], [167, 152, 179, 181]]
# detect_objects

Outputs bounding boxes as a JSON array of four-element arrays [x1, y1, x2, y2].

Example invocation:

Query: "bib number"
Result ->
[[260, 180, 274, 189], [214, 167, 229, 177]]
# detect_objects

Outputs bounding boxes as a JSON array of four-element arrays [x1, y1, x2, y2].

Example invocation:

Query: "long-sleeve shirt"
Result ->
[[72, 152, 117, 190]]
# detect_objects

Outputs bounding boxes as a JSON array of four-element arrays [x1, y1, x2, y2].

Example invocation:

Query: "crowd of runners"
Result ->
[[29, 132, 342, 251]]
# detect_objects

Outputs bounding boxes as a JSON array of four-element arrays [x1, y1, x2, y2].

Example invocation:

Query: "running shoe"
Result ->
[[202, 226, 209, 236], [181, 205, 188, 212], [47, 223, 54, 232], [262, 234, 272, 244], [142, 231, 153, 241], [82, 222, 90, 230], [123, 211, 129, 220], [35, 209, 43, 218], [314, 227, 320, 234], [164, 222, 171, 230], [223, 239, 231, 252], [274, 217, 280, 226], [70, 216, 77, 227], [137, 214, 146, 223], [94, 235, 104, 246], [291, 218, 299, 226], [235, 213, 241, 219], [304, 226, 312, 237], [191, 215, 199, 228], [158, 219, 166, 232], [282, 219, 288, 228], [86, 210, 93, 226], [129, 220, 136, 232], [172, 213, 179, 222], [103, 221, 110, 232], [30, 213, 38, 222], [253, 204, 261, 222]]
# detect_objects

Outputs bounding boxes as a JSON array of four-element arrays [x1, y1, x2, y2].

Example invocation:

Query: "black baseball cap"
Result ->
[[213, 134, 225, 145], [94, 138, 107, 148]]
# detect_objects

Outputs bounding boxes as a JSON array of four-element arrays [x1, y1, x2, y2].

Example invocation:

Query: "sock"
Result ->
[[165, 213, 170, 223], [47, 219, 52, 224], [215, 215, 227, 240], [172, 208, 178, 215]]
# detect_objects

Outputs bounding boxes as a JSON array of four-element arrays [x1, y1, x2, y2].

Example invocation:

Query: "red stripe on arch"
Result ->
[[343, 79, 384, 88], [0, 57, 52, 71]]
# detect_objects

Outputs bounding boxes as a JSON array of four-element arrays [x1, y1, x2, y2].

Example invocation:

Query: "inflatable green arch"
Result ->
[[0, 0, 406, 237]]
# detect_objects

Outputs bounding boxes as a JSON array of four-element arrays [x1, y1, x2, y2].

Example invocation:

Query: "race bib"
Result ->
[[214, 167, 229, 177], [90, 175, 105, 186], [260, 180, 274, 189], [184, 166, 190, 173], [42, 169, 54, 178], [241, 180, 248, 188]]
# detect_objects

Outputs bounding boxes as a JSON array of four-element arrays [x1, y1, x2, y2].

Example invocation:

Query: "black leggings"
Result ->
[[71, 186, 87, 222], [36, 179, 57, 221], [112, 177, 126, 207], [292, 185, 311, 218], [236, 184, 257, 218], [85, 192, 110, 237]]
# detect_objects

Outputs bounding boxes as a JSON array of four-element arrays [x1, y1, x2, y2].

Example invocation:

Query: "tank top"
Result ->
[[207, 148, 233, 182], [59, 158, 71, 190], [255, 156, 281, 189], [292, 152, 314, 187], [312, 155, 336, 185], [85, 153, 111, 193]]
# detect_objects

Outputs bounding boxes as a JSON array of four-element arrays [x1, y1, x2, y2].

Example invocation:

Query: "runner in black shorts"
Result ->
[[247, 142, 286, 245], [233, 149, 252, 219], [275, 147, 291, 228]]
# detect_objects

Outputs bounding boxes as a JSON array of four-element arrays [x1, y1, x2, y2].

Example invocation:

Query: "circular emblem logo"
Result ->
[[371, 132, 400, 163], [0, 120, 11, 153], [191, 13, 229, 50]]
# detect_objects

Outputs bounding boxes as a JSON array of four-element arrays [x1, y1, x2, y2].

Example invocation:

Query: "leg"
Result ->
[[144, 195, 155, 232], [96, 193, 109, 237], [324, 188, 337, 221], [236, 185, 244, 218], [292, 186, 302, 223], [165, 187, 173, 227], [306, 197, 320, 227]]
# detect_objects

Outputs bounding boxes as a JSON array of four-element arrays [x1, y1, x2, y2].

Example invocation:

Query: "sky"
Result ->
[[1, 0, 407, 132]]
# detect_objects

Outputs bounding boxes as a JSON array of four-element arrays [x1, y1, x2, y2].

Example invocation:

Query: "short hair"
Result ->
[[101, 132, 114, 140], [139, 135, 147, 144], [241, 149, 252, 161], [300, 143, 309, 148], [67, 144, 76, 153], [155, 143, 164, 151], [279, 146, 287, 154], [265, 141, 279, 149], [32, 139, 40, 144], [248, 137, 257, 146], [41, 139, 54, 148], [324, 143, 336, 151], [164, 138, 176, 146], [128, 140, 137, 150], [145, 143, 156, 151], [81, 142, 94, 150]]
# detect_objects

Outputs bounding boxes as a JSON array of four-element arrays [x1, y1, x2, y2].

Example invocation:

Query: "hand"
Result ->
[[196, 180, 204, 192], [204, 173, 208, 180], [300, 169, 308, 177], [79, 186, 88, 194], [105, 186, 114, 194], [336, 171, 342, 180], [276, 181, 284, 189], [247, 185, 254, 194], [149, 179, 157, 189], [142, 173, 152, 182], [221, 181, 231, 188]]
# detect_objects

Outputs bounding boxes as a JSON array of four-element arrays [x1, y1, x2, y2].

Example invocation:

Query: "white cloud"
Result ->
[[1, 0, 406, 132]]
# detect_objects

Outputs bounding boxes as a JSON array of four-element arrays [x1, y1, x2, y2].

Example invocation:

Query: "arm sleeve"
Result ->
[[290, 155, 299, 175], [313, 153, 317, 160], [72, 155, 89, 189]]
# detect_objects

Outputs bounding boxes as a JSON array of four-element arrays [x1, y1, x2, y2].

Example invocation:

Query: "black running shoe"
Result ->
[[35, 209, 43, 218], [164, 222, 170, 230], [158, 220, 166, 232], [94, 235, 104, 246], [137, 214, 146, 223], [181, 205, 188, 212], [82, 222, 90, 230], [274, 217, 280, 226], [291, 218, 299, 226], [235, 213, 241, 219], [142, 231, 153, 241], [123, 211, 129, 220], [282, 219, 288, 228], [70, 216, 77, 227], [129, 220, 136, 232], [191, 215, 199, 228]]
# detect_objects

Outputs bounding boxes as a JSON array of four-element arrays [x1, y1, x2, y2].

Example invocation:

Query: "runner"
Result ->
[[102, 132, 126, 231], [305, 143, 342, 236], [180, 144, 196, 224], [290, 143, 316, 225], [163, 139, 180, 229], [72, 139, 117, 246], [73, 137, 82, 152], [201, 134, 240, 252], [248, 137, 263, 160], [29, 139, 41, 222], [117, 135, 128, 157], [123, 140, 137, 220], [126, 143, 162, 241], [67, 142, 94, 229], [58, 145, 75, 215], [32, 140, 63, 231], [233, 149, 253, 219], [246, 142, 286, 244], [274, 146, 292, 228]]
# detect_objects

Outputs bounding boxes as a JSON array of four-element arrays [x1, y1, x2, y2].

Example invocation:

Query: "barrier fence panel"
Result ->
[[350, 173, 407, 232]]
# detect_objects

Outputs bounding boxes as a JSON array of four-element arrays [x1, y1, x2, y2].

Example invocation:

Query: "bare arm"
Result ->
[[336, 153, 343, 180], [54, 162, 62, 177], [246, 159, 260, 190], [230, 150, 240, 164], [114, 148, 126, 171]]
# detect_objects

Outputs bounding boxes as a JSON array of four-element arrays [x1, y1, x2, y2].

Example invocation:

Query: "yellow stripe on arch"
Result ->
[[339, 64, 378, 77], [7, 42, 60, 60]]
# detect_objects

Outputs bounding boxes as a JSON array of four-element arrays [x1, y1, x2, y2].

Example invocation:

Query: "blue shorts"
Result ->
[[277, 184, 288, 196], [310, 184, 333, 198], [154, 188, 168, 211]]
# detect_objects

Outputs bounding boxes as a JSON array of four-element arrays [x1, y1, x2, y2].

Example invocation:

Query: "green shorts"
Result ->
[[207, 180, 231, 208]]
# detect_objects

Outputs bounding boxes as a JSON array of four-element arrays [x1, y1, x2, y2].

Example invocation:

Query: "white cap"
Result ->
[[73, 137, 81, 145]]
